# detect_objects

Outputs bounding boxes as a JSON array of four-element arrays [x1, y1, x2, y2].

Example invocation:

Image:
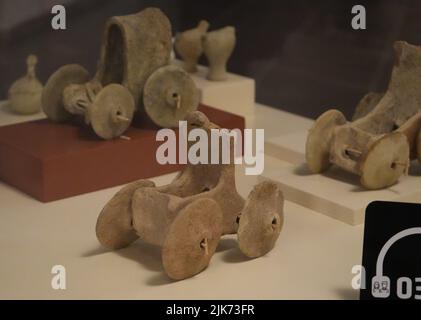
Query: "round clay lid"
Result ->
[[143, 65, 199, 128], [360, 132, 409, 189], [162, 198, 222, 280], [42, 64, 90, 122], [306, 109, 346, 173], [237, 181, 284, 258], [89, 83, 135, 139]]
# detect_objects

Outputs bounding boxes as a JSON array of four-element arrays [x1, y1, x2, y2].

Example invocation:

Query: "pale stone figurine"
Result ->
[[202, 26, 236, 81], [96, 111, 284, 280], [306, 41, 421, 189], [8, 55, 43, 115], [42, 8, 199, 139], [174, 20, 210, 73]]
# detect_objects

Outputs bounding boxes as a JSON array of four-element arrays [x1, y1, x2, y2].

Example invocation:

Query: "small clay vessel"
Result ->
[[8, 55, 43, 114], [174, 20, 210, 73], [202, 26, 236, 81]]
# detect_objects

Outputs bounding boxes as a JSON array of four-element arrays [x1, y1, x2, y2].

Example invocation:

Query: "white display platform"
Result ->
[[173, 60, 255, 118], [265, 131, 308, 164], [0, 101, 45, 125], [262, 130, 421, 225]]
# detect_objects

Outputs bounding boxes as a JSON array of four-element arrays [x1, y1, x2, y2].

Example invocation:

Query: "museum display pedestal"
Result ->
[[173, 60, 255, 118], [265, 131, 307, 165], [262, 130, 421, 225], [0, 104, 244, 202]]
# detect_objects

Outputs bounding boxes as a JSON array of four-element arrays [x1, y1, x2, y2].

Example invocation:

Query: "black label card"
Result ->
[[360, 201, 421, 300]]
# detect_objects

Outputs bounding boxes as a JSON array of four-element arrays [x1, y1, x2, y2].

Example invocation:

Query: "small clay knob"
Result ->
[[26, 55, 38, 78]]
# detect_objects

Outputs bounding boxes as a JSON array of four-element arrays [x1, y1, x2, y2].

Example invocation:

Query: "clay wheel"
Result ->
[[162, 198, 222, 280], [96, 180, 155, 249], [237, 181, 284, 258], [89, 84, 135, 139], [360, 132, 409, 189], [42, 64, 90, 122], [306, 109, 346, 173], [143, 65, 199, 128]]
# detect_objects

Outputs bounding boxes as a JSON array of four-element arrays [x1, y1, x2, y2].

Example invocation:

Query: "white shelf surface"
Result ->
[[0, 100, 363, 299], [263, 129, 421, 225]]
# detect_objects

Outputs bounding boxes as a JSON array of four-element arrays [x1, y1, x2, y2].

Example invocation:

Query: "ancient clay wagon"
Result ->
[[306, 41, 421, 189], [42, 8, 199, 139], [96, 111, 284, 280]]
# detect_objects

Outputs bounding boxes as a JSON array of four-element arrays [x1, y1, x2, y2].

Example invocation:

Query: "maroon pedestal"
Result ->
[[0, 105, 245, 202]]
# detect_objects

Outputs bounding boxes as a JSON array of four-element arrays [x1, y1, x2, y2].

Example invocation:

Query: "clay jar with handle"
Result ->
[[202, 26, 236, 81]]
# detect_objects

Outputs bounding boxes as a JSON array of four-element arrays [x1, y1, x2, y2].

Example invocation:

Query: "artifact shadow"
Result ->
[[76, 126, 105, 141], [146, 273, 175, 286], [81, 245, 109, 257], [216, 238, 237, 252], [408, 161, 421, 176], [0, 101, 14, 115], [293, 163, 313, 176], [334, 287, 359, 300], [293, 162, 407, 193], [222, 246, 252, 263], [115, 240, 164, 273]]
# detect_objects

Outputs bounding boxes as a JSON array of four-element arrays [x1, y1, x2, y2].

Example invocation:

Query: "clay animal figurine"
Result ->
[[306, 41, 421, 189], [202, 26, 236, 81], [174, 20, 210, 73], [8, 55, 43, 115], [42, 8, 199, 139], [96, 111, 284, 280]]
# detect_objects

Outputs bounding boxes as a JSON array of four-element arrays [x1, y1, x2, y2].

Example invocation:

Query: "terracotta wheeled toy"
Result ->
[[306, 41, 421, 189], [96, 111, 284, 280], [42, 8, 199, 139]]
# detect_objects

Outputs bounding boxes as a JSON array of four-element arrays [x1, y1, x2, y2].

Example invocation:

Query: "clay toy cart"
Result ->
[[42, 8, 199, 139], [96, 111, 284, 280], [306, 41, 421, 189]]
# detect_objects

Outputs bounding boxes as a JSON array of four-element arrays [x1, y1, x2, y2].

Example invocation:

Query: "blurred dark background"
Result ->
[[0, 0, 419, 119]]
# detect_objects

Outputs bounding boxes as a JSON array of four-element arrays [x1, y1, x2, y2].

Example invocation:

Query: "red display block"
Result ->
[[0, 105, 245, 202]]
